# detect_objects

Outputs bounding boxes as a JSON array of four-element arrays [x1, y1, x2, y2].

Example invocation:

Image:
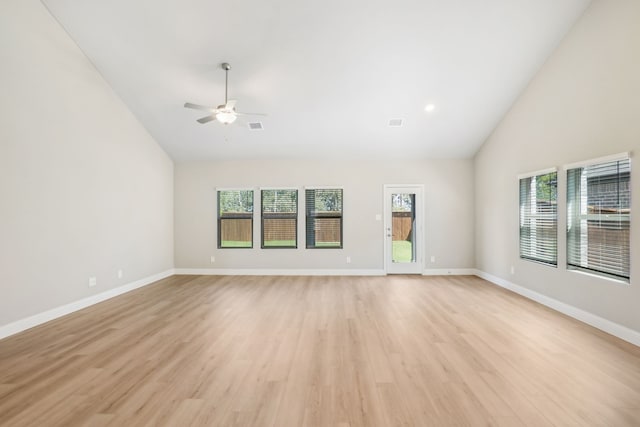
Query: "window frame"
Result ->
[[518, 168, 558, 266], [217, 188, 254, 249], [261, 188, 298, 249], [565, 153, 631, 282], [305, 188, 344, 249]]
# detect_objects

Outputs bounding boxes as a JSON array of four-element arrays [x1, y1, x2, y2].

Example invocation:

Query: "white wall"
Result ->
[[175, 159, 474, 272], [0, 0, 174, 327], [475, 0, 640, 332]]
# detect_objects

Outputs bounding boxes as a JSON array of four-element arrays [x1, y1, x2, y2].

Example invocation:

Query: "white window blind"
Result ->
[[261, 189, 298, 248], [567, 158, 630, 280], [305, 189, 343, 249], [519, 171, 558, 265]]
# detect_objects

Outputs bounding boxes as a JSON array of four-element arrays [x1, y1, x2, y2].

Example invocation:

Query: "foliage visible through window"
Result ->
[[567, 158, 630, 280], [218, 190, 253, 248], [306, 189, 343, 248], [519, 171, 558, 265], [262, 189, 298, 248]]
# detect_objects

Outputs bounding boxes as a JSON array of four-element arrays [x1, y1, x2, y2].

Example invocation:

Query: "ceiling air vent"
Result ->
[[388, 118, 403, 127], [248, 122, 264, 131]]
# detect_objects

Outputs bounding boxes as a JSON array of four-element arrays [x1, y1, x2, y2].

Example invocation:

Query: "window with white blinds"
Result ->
[[519, 170, 558, 265], [306, 189, 343, 249], [567, 158, 631, 280], [261, 189, 298, 248]]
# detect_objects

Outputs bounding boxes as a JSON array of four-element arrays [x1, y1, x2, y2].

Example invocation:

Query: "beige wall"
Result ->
[[175, 159, 475, 272], [0, 0, 174, 327], [475, 0, 640, 332]]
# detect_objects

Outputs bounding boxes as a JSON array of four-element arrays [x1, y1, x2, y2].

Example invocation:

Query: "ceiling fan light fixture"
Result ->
[[215, 111, 237, 124]]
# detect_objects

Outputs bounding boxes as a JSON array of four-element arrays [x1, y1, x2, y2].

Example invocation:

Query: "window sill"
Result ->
[[567, 268, 630, 286]]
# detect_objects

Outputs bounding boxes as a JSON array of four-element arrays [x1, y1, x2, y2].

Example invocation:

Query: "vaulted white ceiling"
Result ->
[[42, 0, 591, 161]]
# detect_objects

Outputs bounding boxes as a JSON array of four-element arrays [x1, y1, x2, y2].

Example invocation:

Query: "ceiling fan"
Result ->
[[184, 62, 265, 125]]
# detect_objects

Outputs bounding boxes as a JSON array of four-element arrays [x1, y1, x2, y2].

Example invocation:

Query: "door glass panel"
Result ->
[[392, 193, 416, 263]]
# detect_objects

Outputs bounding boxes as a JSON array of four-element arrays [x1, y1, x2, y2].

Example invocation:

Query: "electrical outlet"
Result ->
[[510, 265, 515, 275], [88, 276, 97, 287], [375, 214, 382, 221], [346, 256, 351, 264], [210, 255, 215, 264], [430, 256, 436, 263], [117, 269, 123, 279]]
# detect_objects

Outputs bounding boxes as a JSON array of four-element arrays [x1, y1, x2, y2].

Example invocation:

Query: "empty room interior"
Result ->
[[2, 0, 640, 425]]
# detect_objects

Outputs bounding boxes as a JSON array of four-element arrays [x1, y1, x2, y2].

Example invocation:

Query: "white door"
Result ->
[[384, 185, 424, 274]]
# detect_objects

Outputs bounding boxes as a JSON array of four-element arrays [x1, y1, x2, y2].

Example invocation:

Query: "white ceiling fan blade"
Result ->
[[235, 111, 267, 117], [225, 99, 237, 109], [196, 115, 216, 124], [184, 102, 214, 111]]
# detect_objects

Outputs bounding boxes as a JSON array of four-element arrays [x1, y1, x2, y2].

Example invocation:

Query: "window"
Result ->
[[567, 157, 631, 280], [217, 190, 254, 248], [261, 189, 298, 248], [519, 170, 558, 265], [392, 193, 417, 263], [306, 189, 343, 248]]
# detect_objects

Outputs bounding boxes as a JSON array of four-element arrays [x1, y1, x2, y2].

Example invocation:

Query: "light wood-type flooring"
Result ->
[[1, 275, 639, 426]]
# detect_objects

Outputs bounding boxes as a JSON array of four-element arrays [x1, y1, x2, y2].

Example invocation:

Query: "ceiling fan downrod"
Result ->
[[221, 62, 231, 105]]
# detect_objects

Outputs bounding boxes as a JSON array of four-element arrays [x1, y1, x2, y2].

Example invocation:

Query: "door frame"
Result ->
[[384, 184, 424, 274]]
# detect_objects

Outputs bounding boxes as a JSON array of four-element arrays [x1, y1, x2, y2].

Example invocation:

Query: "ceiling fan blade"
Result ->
[[225, 99, 237, 109], [196, 115, 216, 124], [235, 111, 267, 117], [184, 102, 214, 111]]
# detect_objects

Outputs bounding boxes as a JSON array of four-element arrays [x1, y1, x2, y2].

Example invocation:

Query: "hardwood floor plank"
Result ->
[[1, 275, 639, 426]]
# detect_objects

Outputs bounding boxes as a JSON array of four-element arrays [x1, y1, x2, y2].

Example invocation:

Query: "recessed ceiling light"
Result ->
[[425, 104, 436, 113]]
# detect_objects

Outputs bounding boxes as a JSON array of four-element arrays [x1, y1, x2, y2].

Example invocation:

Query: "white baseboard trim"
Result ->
[[0, 269, 174, 340], [176, 268, 477, 277], [475, 270, 640, 347], [174, 268, 386, 276], [423, 268, 477, 276]]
